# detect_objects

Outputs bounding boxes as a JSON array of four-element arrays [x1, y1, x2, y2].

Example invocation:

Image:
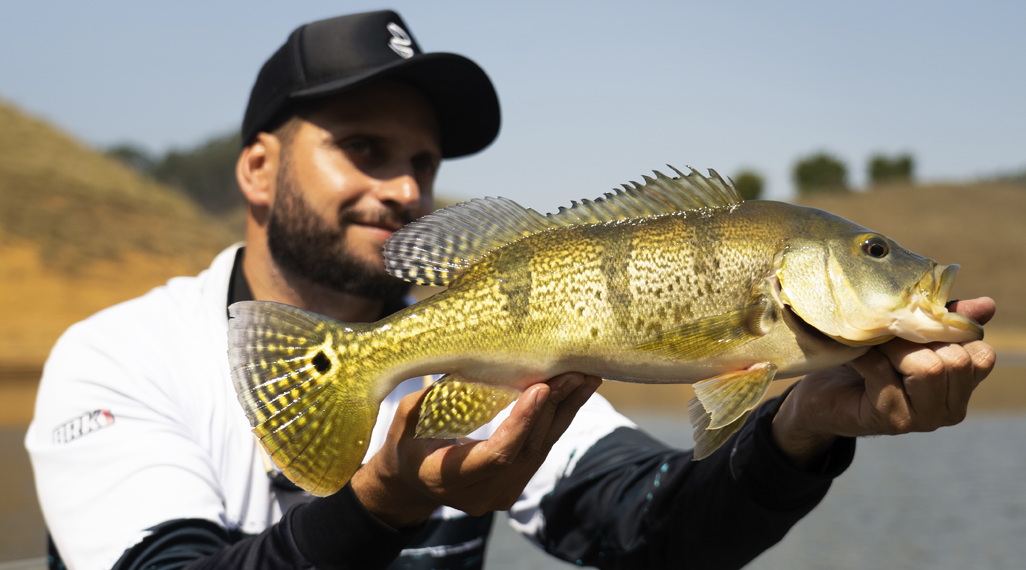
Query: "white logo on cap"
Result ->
[[387, 22, 414, 59]]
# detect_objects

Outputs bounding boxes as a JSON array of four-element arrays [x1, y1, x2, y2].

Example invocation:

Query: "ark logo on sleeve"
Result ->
[[53, 409, 115, 444]]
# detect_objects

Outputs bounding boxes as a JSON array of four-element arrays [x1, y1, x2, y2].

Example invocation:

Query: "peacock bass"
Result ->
[[227, 167, 983, 496]]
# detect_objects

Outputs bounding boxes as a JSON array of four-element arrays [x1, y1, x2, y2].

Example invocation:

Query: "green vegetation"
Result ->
[[868, 153, 914, 186], [0, 99, 235, 271], [793, 152, 848, 195], [108, 131, 244, 213], [732, 170, 764, 200]]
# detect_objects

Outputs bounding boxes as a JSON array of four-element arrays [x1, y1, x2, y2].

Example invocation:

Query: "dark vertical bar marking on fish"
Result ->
[[494, 242, 533, 328], [599, 225, 635, 332]]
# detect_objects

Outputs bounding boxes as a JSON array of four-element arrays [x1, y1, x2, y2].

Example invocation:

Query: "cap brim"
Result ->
[[292, 52, 500, 159]]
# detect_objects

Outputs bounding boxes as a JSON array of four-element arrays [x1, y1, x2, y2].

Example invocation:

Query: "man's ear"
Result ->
[[237, 133, 282, 208]]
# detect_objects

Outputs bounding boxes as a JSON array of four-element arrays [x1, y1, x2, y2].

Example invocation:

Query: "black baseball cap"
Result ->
[[241, 10, 500, 158]]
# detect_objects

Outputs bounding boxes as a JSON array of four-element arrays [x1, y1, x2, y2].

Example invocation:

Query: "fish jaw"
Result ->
[[886, 264, 984, 343], [818, 263, 984, 346], [780, 245, 983, 347]]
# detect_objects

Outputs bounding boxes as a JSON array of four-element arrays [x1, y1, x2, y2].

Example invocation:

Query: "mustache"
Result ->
[[338, 206, 417, 231]]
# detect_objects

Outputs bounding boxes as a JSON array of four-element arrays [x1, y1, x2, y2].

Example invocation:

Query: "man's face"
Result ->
[[266, 81, 441, 300]]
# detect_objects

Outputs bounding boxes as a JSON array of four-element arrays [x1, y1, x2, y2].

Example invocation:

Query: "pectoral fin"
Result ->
[[630, 301, 773, 361], [687, 362, 777, 460], [416, 374, 521, 439]]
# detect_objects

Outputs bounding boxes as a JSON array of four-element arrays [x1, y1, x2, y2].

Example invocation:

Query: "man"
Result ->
[[27, 10, 995, 570]]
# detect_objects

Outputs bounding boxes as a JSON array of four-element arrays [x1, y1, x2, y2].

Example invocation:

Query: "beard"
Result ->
[[266, 166, 414, 301]]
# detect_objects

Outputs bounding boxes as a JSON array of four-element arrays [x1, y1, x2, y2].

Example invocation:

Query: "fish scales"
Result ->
[[370, 215, 760, 384], [227, 167, 985, 496], [411, 213, 769, 360]]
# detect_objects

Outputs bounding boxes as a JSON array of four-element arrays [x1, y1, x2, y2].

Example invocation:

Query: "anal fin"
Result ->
[[689, 405, 754, 461], [415, 374, 521, 439], [687, 362, 777, 460]]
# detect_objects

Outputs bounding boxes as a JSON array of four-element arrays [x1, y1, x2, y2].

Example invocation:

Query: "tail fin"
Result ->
[[228, 301, 377, 497]]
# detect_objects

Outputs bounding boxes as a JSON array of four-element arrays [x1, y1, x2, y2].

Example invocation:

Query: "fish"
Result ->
[[227, 166, 983, 496]]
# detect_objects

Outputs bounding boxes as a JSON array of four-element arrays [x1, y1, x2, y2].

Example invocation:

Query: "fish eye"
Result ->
[[861, 236, 889, 259]]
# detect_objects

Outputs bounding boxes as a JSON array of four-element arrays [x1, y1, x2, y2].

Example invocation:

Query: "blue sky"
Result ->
[[1, 1, 1023, 209]]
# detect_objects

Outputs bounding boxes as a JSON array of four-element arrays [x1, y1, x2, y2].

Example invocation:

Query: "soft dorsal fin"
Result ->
[[384, 166, 741, 286], [384, 197, 563, 286]]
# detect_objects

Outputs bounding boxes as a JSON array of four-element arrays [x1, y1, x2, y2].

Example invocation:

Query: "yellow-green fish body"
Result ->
[[228, 168, 982, 496]]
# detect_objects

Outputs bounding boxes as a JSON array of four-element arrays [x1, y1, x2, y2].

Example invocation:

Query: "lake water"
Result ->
[[5, 411, 1026, 569], [485, 411, 1026, 570]]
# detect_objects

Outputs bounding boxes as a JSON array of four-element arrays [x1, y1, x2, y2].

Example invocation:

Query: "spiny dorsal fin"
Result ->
[[546, 166, 741, 226], [384, 166, 742, 286]]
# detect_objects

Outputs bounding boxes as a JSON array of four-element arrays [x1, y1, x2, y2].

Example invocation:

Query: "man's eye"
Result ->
[[412, 154, 437, 175], [342, 138, 372, 155]]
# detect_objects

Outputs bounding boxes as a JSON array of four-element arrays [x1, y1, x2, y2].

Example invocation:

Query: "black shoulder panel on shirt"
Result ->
[[111, 519, 245, 570], [99, 483, 496, 570], [108, 514, 316, 570]]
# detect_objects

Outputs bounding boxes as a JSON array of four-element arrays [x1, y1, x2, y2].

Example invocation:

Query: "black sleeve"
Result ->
[[539, 388, 856, 570], [107, 483, 424, 570]]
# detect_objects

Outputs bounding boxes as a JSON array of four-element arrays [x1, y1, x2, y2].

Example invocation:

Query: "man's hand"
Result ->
[[772, 297, 997, 467], [351, 373, 602, 528]]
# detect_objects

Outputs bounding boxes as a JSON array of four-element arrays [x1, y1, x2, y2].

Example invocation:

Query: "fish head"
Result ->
[[776, 220, 983, 347]]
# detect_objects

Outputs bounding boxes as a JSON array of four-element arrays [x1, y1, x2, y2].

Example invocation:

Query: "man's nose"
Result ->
[[374, 173, 420, 209]]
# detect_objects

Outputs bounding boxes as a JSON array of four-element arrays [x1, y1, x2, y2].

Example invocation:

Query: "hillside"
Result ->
[[0, 99, 236, 368]]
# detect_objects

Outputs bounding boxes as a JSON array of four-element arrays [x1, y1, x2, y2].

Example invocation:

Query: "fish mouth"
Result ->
[[896, 264, 984, 343], [918, 263, 958, 308]]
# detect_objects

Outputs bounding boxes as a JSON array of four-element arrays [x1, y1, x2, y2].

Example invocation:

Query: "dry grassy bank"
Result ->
[[0, 98, 235, 364]]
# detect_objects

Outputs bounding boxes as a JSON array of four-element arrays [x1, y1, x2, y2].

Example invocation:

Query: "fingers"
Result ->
[[773, 297, 998, 456], [426, 373, 594, 482], [947, 296, 996, 326], [880, 340, 952, 422], [848, 348, 913, 435], [934, 342, 977, 420], [475, 372, 595, 471], [471, 382, 553, 471], [867, 331, 995, 433], [519, 373, 597, 457], [395, 386, 428, 435], [484, 374, 600, 510], [426, 373, 600, 514], [543, 375, 602, 449], [962, 336, 997, 387]]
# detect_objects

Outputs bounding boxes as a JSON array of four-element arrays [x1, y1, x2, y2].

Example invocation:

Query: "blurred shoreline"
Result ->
[[3, 353, 1024, 427]]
